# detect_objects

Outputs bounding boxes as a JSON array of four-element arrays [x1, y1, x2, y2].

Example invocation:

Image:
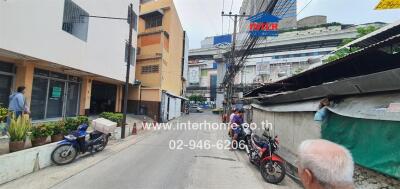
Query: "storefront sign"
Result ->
[[375, 0, 400, 10], [52, 87, 62, 98], [247, 12, 281, 37]]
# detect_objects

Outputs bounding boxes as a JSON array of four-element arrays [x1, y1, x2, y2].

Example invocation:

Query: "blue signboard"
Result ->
[[213, 34, 232, 46], [247, 12, 281, 37]]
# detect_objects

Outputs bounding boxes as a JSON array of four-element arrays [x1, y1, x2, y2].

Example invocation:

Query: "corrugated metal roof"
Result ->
[[327, 92, 400, 121], [257, 68, 400, 105], [338, 20, 400, 50], [245, 34, 400, 98]]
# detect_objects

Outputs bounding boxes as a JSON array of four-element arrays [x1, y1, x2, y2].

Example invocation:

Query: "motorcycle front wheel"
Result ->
[[51, 144, 78, 165], [260, 160, 286, 184]]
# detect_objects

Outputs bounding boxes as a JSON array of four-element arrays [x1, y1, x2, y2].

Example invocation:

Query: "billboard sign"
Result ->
[[247, 12, 281, 37], [213, 34, 232, 48], [189, 66, 200, 84]]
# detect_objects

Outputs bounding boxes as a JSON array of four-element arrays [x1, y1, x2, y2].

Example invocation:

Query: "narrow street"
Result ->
[[37, 112, 299, 189]]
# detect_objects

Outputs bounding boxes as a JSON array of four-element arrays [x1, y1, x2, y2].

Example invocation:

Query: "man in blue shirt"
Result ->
[[8, 86, 26, 117], [3, 86, 26, 135]]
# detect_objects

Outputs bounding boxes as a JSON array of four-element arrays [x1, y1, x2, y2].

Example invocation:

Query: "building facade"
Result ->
[[0, 0, 139, 119], [189, 23, 366, 108], [239, 0, 297, 32], [128, 0, 187, 122]]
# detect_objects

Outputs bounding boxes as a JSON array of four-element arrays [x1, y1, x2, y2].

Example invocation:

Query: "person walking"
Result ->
[[8, 86, 26, 118], [3, 86, 27, 135]]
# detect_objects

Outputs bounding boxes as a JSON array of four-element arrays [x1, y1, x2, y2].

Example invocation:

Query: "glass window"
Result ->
[[34, 69, 49, 77], [0, 61, 14, 73], [46, 80, 65, 118], [0, 75, 12, 108], [141, 65, 159, 74], [31, 77, 48, 120], [66, 82, 80, 117], [145, 16, 163, 29], [50, 72, 68, 80], [62, 0, 89, 41]]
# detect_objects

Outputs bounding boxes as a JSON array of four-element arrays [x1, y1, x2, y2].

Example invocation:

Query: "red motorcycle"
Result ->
[[245, 128, 286, 184]]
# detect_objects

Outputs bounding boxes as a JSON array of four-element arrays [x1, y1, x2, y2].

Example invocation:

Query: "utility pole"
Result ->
[[221, 12, 248, 117], [121, 3, 134, 139], [82, 3, 134, 139]]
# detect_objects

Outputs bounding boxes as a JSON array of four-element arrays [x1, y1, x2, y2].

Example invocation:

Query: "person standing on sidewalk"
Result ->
[[8, 86, 27, 118], [3, 86, 27, 135]]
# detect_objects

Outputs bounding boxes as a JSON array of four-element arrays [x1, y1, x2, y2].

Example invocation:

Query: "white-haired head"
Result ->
[[297, 139, 354, 189]]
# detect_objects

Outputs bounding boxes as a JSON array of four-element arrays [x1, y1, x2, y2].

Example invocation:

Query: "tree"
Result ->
[[324, 26, 378, 64], [188, 95, 206, 103]]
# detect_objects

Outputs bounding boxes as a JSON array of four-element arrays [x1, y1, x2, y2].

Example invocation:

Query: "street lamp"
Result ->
[[82, 3, 135, 139]]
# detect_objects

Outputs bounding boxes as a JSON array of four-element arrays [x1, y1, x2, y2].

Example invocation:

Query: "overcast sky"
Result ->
[[174, 0, 400, 49]]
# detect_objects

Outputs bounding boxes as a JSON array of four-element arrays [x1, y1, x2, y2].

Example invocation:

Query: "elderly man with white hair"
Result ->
[[297, 139, 355, 189]]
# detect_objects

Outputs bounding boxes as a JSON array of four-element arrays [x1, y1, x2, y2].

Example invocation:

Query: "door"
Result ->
[[46, 80, 65, 118], [66, 82, 80, 117], [0, 75, 12, 108]]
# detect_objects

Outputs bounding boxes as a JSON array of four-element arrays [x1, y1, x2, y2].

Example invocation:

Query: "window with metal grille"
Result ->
[[145, 16, 162, 29], [62, 0, 89, 41], [141, 65, 159, 74]]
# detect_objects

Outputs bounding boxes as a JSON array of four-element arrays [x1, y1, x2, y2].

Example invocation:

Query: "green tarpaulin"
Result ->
[[322, 113, 400, 179]]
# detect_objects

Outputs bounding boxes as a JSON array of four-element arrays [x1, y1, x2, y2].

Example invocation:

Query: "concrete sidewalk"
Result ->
[[0, 127, 154, 189]]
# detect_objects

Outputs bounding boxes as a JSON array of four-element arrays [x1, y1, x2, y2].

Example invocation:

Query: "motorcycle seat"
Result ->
[[252, 134, 268, 147]]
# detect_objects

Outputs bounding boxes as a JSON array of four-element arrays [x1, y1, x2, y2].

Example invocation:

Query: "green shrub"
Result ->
[[48, 120, 66, 135], [76, 116, 89, 125], [0, 107, 8, 123], [64, 116, 89, 132], [31, 124, 53, 139]]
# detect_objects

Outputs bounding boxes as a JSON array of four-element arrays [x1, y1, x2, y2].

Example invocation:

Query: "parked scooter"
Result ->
[[51, 124, 110, 165], [245, 127, 286, 184], [231, 123, 252, 149]]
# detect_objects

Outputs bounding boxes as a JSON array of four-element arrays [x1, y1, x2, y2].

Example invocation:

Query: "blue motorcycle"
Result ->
[[51, 124, 110, 165]]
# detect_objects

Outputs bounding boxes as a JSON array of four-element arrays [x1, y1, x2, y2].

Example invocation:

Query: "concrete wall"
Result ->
[[0, 142, 58, 184], [251, 106, 400, 188], [252, 107, 320, 164], [0, 0, 139, 83]]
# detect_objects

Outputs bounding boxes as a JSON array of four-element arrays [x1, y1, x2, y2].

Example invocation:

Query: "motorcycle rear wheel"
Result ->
[[51, 144, 78, 165], [95, 135, 109, 152], [260, 160, 286, 184]]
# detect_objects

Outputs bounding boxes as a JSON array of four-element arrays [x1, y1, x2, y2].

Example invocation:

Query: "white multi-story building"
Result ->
[[189, 23, 370, 108], [0, 0, 139, 119]]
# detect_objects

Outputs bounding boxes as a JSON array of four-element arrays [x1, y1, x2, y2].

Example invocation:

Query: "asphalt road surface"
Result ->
[[50, 111, 301, 189]]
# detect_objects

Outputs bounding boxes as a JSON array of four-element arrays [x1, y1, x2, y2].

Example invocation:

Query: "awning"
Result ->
[[163, 91, 188, 101], [140, 9, 164, 19], [327, 92, 400, 121]]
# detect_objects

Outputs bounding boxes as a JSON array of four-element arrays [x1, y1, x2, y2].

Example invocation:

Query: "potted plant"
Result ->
[[49, 120, 66, 142], [8, 114, 31, 152], [31, 123, 53, 147], [0, 107, 8, 123]]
